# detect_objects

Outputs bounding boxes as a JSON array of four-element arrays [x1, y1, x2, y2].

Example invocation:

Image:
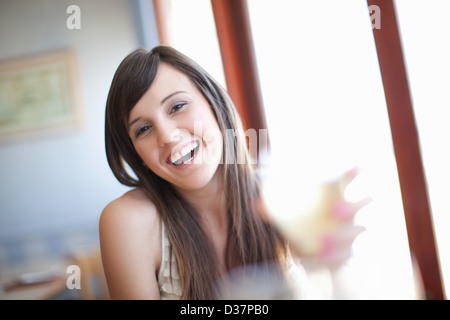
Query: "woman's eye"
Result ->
[[170, 103, 186, 114], [136, 125, 151, 137]]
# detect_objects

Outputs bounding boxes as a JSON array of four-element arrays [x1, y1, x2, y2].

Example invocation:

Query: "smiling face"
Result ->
[[127, 63, 224, 191]]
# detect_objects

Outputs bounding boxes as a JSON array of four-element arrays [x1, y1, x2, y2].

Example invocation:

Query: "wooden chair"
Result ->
[[71, 246, 110, 300]]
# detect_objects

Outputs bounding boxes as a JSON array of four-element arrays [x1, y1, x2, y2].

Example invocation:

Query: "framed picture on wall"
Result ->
[[0, 49, 84, 143]]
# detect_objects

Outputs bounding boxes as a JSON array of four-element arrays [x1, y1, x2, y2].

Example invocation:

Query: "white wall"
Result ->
[[0, 0, 159, 266]]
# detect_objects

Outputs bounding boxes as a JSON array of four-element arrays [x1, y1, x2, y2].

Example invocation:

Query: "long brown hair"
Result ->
[[105, 46, 286, 299]]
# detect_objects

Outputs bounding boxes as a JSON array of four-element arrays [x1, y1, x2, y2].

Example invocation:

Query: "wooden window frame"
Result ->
[[153, 0, 171, 45], [367, 0, 444, 300], [210, 0, 268, 140]]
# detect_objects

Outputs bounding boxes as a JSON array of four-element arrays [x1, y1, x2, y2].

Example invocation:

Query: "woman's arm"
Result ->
[[99, 189, 162, 299]]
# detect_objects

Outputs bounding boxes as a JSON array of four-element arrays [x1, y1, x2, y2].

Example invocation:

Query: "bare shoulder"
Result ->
[[102, 188, 158, 219], [99, 189, 162, 299], [100, 189, 160, 243]]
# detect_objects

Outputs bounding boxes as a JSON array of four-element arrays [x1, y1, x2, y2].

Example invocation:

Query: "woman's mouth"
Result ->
[[167, 141, 200, 166]]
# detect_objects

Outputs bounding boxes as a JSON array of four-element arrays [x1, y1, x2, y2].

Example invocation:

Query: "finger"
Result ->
[[332, 225, 366, 243], [319, 225, 366, 265], [339, 166, 361, 190], [332, 196, 372, 220], [319, 246, 353, 268], [321, 225, 366, 251]]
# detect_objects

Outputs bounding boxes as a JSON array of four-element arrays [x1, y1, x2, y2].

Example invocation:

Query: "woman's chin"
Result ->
[[173, 167, 222, 193]]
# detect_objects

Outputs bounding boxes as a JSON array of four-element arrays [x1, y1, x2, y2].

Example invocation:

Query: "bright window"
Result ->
[[161, 0, 226, 88], [248, 0, 418, 298]]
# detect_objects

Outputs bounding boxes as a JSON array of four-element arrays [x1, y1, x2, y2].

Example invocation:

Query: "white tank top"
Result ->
[[158, 224, 183, 299]]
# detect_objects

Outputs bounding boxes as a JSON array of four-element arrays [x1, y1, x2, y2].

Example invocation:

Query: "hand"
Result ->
[[257, 167, 371, 270], [295, 167, 371, 269]]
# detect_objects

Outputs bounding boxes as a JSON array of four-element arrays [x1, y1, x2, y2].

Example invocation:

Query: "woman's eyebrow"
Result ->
[[128, 117, 141, 131], [127, 91, 187, 131], [161, 90, 187, 105]]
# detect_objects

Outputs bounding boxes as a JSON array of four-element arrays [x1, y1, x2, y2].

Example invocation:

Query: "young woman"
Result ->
[[100, 46, 365, 299]]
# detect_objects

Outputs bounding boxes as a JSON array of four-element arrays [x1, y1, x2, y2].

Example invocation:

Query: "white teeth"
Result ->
[[170, 141, 199, 164]]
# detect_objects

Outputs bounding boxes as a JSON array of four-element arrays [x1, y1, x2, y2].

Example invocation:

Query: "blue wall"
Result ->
[[0, 0, 159, 267]]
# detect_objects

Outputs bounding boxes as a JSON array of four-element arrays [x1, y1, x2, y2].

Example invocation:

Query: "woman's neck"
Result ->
[[175, 168, 229, 270], [175, 168, 227, 229]]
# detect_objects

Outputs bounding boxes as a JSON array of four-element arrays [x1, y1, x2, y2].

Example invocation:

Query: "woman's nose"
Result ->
[[156, 123, 181, 147], [158, 121, 196, 148]]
